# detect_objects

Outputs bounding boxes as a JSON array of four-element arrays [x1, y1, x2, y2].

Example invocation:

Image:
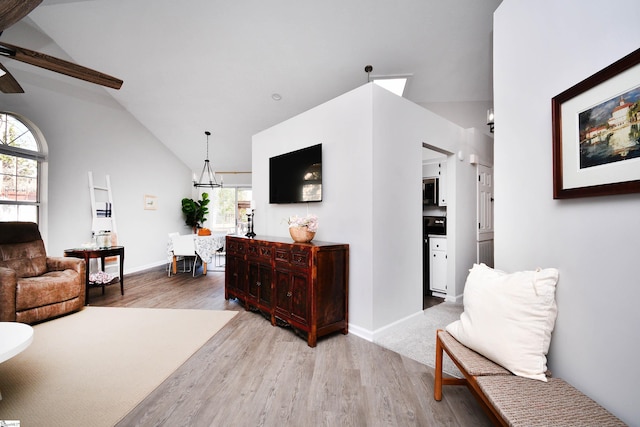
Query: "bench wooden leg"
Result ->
[[435, 329, 444, 401], [432, 329, 509, 426], [435, 329, 467, 401]]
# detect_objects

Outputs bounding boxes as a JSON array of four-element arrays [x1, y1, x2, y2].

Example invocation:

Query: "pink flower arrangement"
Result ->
[[89, 271, 114, 284], [288, 214, 318, 232]]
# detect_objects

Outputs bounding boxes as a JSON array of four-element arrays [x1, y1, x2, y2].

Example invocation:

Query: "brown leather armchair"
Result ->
[[0, 221, 85, 324]]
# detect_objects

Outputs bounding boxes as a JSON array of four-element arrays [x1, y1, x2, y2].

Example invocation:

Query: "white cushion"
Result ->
[[446, 263, 559, 381]]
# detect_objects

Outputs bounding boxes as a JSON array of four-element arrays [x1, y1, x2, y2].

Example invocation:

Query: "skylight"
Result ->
[[373, 77, 408, 97]]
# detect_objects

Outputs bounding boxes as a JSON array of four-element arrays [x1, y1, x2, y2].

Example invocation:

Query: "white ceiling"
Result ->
[[3, 0, 500, 175]]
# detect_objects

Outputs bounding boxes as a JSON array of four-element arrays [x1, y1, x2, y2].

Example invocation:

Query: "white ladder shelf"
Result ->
[[88, 171, 120, 276], [88, 171, 117, 235]]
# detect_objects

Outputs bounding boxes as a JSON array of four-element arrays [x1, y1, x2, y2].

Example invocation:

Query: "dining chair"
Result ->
[[167, 232, 179, 276], [214, 235, 226, 268], [169, 233, 198, 277]]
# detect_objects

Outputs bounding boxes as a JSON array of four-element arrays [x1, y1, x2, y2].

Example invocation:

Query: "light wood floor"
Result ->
[[89, 265, 491, 426]]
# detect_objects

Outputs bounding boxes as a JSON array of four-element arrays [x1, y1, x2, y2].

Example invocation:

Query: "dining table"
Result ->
[[167, 233, 227, 275]]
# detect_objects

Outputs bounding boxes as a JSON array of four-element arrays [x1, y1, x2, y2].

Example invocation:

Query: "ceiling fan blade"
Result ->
[[0, 0, 42, 32], [0, 41, 123, 90], [0, 62, 24, 93]]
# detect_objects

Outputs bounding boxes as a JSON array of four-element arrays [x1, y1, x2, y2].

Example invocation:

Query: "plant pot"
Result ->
[[289, 226, 315, 243]]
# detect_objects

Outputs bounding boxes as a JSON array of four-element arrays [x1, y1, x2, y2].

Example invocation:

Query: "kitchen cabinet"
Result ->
[[437, 162, 447, 206], [225, 235, 349, 347], [422, 162, 439, 178], [429, 236, 447, 294], [422, 160, 447, 206]]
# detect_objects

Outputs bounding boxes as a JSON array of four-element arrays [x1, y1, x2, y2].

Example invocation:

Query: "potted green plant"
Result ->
[[181, 192, 210, 233]]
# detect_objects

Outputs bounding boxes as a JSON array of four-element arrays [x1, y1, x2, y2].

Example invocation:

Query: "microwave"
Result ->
[[423, 178, 438, 205]]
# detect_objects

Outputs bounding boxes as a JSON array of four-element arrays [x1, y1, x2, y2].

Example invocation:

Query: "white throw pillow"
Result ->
[[446, 263, 559, 381]]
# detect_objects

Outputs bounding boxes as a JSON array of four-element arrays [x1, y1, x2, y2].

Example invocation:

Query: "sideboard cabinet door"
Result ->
[[274, 268, 309, 327], [225, 240, 247, 299], [247, 261, 272, 309]]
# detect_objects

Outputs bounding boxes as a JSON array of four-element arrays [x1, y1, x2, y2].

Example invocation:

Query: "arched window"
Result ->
[[0, 112, 47, 223]]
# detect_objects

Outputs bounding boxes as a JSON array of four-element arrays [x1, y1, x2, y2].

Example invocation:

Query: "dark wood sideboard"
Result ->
[[225, 235, 349, 347]]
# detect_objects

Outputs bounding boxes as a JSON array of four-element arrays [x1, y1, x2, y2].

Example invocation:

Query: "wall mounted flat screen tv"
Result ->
[[269, 143, 322, 204]]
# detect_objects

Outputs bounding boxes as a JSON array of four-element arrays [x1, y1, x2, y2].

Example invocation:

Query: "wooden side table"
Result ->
[[64, 246, 125, 305]]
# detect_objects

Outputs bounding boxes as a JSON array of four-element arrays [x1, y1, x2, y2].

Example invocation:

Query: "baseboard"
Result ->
[[125, 260, 168, 275], [341, 310, 434, 343], [124, 259, 225, 276], [371, 310, 425, 342], [445, 294, 463, 304], [347, 323, 374, 342]]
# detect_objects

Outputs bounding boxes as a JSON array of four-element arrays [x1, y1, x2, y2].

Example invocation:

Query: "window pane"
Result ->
[[17, 176, 37, 202], [201, 188, 253, 235], [18, 157, 37, 178], [1, 157, 37, 201], [0, 113, 38, 151], [207, 188, 237, 233], [1, 173, 16, 201], [1, 152, 17, 173], [18, 204, 38, 222], [238, 189, 252, 201], [237, 189, 253, 233], [0, 112, 42, 224], [0, 203, 17, 221]]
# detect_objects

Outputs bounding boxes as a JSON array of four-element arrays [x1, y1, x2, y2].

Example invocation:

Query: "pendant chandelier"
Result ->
[[193, 131, 222, 188]]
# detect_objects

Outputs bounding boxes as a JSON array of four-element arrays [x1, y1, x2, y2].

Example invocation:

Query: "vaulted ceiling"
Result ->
[[2, 0, 500, 175]]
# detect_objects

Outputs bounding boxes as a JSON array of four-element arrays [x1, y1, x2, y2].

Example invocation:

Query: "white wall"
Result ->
[[371, 86, 429, 327], [494, 1, 640, 425], [253, 83, 485, 337], [0, 27, 194, 272], [253, 84, 376, 335], [453, 129, 494, 298]]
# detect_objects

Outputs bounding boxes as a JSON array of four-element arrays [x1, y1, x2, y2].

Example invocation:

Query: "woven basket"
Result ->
[[289, 226, 315, 243]]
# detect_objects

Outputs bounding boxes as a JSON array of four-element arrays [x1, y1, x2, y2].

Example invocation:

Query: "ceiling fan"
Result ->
[[0, 0, 123, 93]]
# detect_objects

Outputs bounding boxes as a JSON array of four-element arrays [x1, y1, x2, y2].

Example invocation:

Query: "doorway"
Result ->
[[476, 164, 494, 267], [200, 187, 252, 234], [422, 144, 450, 309]]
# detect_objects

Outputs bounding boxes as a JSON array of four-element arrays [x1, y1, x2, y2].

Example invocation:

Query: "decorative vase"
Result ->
[[289, 226, 315, 243]]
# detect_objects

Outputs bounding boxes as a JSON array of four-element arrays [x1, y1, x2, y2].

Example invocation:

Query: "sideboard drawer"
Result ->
[[290, 248, 311, 268], [274, 249, 290, 264], [247, 242, 273, 261], [226, 239, 246, 255], [275, 247, 311, 269]]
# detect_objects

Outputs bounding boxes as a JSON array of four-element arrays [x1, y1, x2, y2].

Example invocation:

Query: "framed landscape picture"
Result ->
[[552, 47, 640, 199]]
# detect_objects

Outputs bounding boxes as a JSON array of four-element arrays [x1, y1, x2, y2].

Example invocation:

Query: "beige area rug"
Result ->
[[0, 306, 237, 426], [375, 302, 464, 378]]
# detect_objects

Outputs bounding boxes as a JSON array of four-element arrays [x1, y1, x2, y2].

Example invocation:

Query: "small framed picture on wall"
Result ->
[[144, 195, 158, 210]]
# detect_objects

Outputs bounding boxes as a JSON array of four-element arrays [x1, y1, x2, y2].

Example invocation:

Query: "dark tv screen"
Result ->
[[269, 144, 322, 204]]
